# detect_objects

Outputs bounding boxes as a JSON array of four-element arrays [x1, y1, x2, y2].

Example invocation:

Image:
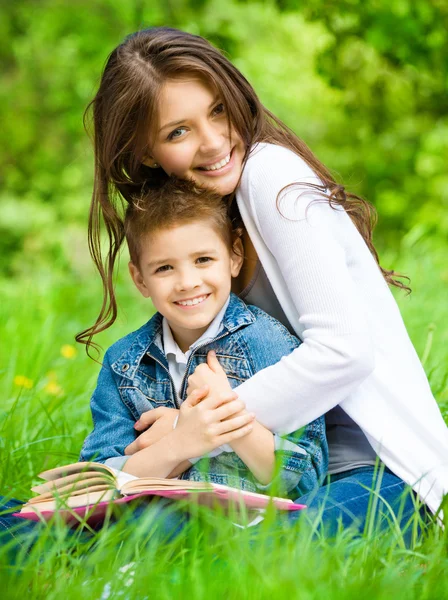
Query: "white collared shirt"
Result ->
[[162, 297, 230, 402], [163, 297, 232, 462]]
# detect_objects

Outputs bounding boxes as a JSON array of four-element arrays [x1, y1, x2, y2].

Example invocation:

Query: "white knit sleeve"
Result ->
[[234, 144, 375, 434]]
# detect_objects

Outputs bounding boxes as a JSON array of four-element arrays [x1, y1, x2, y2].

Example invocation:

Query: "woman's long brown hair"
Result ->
[[77, 27, 409, 355]]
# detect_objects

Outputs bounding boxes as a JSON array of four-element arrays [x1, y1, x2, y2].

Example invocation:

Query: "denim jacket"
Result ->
[[80, 294, 328, 498]]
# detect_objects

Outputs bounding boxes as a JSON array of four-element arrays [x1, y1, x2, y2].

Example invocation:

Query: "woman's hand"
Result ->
[[186, 350, 233, 397], [124, 388, 209, 455], [174, 386, 255, 460]]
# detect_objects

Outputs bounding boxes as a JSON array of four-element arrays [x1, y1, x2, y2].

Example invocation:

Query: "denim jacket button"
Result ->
[[121, 364, 130, 372]]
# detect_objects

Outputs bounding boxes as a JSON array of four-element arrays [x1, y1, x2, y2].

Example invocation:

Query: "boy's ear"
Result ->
[[230, 237, 244, 278], [128, 261, 150, 298]]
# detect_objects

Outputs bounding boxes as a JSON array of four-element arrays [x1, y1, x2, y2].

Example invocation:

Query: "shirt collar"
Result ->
[[162, 297, 230, 364]]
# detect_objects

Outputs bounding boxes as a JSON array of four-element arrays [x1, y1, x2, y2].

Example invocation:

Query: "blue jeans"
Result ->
[[0, 467, 430, 562], [289, 466, 430, 542], [0, 497, 45, 564], [0, 495, 190, 565]]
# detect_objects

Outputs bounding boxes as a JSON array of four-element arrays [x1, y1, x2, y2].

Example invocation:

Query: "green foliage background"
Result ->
[[0, 4, 447, 592], [1, 0, 447, 426], [1, 0, 447, 280]]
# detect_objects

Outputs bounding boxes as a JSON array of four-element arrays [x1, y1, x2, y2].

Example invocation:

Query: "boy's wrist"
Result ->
[[162, 428, 189, 463]]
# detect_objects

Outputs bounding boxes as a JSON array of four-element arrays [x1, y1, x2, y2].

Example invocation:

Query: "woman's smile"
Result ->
[[149, 79, 245, 196], [196, 150, 232, 172], [195, 149, 236, 177]]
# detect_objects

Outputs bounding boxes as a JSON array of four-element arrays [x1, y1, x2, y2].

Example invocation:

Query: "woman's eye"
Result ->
[[167, 127, 187, 141], [155, 265, 172, 273], [212, 103, 225, 117], [196, 257, 212, 264]]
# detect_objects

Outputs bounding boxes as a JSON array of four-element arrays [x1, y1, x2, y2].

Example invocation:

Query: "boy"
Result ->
[[80, 179, 327, 498]]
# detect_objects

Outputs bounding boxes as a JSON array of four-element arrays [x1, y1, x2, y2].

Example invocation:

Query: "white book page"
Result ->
[[106, 466, 139, 491]]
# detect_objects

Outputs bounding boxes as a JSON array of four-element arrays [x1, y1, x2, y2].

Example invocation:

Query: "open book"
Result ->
[[15, 462, 305, 525]]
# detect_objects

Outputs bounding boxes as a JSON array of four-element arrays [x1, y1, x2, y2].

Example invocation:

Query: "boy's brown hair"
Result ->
[[124, 178, 242, 268]]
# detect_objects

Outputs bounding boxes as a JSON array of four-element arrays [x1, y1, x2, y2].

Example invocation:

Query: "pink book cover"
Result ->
[[14, 488, 305, 528]]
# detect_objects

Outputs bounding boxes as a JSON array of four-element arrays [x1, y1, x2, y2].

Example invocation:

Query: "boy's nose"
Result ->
[[175, 269, 202, 292]]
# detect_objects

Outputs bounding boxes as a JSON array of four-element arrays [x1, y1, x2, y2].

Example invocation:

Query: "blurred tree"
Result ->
[[0, 0, 446, 278], [271, 0, 448, 241]]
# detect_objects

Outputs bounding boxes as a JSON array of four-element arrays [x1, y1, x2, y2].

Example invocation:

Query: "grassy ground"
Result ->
[[0, 235, 447, 598]]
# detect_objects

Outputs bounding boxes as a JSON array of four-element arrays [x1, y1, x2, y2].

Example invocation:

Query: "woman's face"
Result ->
[[147, 78, 246, 196]]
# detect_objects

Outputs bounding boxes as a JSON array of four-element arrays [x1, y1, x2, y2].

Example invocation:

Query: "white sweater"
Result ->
[[235, 143, 448, 515]]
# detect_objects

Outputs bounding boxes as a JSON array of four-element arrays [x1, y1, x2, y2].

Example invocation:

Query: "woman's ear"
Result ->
[[142, 156, 160, 169], [230, 237, 244, 278], [129, 261, 151, 298]]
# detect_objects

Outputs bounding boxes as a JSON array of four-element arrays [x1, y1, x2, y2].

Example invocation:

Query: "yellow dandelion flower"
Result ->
[[14, 375, 34, 389], [44, 381, 63, 396], [61, 345, 77, 359]]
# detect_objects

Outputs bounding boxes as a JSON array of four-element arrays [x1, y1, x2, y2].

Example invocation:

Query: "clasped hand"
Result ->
[[175, 384, 254, 459], [125, 351, 254, 460]]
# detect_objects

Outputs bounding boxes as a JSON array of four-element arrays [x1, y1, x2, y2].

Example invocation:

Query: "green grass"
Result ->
[[1, 235, 447, 598]]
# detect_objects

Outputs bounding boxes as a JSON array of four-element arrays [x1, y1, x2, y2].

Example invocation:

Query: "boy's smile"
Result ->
[[174, 293, 210, 308], [129, 220, 243, 352]]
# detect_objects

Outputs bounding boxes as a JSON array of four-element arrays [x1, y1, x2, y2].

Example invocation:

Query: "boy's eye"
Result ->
[[155, 265, 173, 273], [196, 256, 212, 264], [167, 127, 187, 141], [212, 103, 225, 117]]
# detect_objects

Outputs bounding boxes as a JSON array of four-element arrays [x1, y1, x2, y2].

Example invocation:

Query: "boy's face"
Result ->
[[129, 220, 243, 352]]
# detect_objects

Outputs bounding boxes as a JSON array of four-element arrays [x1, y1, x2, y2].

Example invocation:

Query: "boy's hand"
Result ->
[[186, 350, 233, 397], [124, 388, 209, 455], [174, 387, 255, 460]]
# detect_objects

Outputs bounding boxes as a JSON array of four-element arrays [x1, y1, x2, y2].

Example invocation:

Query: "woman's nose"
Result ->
[[198, 121, 226, 154]]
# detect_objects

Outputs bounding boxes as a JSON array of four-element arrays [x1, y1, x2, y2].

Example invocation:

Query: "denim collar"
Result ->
[[112, 293, 255, 380]]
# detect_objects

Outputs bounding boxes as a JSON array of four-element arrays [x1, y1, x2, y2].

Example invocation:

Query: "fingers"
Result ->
[[134, 407, 165, 431], [186, 368, 212, 395], [216, 420, 255, 443], [202, 389, 239, 410], [125, 429, 154, 454], [186, 362, 216, 394], [213, 399, 247, 421], [206, 350, 224, 374], [211, 410, 255, 437], [184, 386, 209, 407], [124, 439, 139, 455], [125, 426, 163, 454]]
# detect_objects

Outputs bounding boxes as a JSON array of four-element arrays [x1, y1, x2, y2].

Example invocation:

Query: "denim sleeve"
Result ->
[[256, 416, 328, 499], [79, 351, 138, 465]]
